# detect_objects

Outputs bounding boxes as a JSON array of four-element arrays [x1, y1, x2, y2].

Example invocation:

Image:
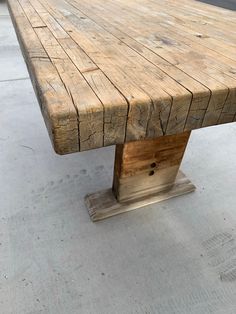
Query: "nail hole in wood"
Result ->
[[151, 162, 156, 168], [149, 170, 155, 176]]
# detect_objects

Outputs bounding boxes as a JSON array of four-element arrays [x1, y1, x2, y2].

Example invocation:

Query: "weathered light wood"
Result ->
[[113, 132, 191, 202], [85, 132, 195, 221], [86, 171, 196, 222], [7, 0, 236, 154]]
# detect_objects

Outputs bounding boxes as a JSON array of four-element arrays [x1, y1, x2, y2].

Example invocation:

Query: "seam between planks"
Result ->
[[35, 0, 122, 144], [8, 0, 236, 147], [35, 0, 132, 144], [10, 0, 80, 152], [40, 0, 174, 139], [19, 0, 108, 150], [116, 0, 236, 63], [59, 0, 198, 135], [65, 0, 219, 131], [41, 0, 236, 132], [75, 0, 235, 125]]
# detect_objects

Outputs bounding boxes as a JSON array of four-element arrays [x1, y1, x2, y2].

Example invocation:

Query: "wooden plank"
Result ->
[[64, 0, 213, 131], [168, 0, 236, 23], [34, 28, 104, 151], [76, 0, 235, 126], [51, 0, 192, 137], [102, 0, 236, 76], [17, 0, 46, 28], [152, 3, 236, 45], [113, 132, 191, 202], [86, 171, 195, 221], [133, 0, 236, 62], [81, 68, 128, 145], [7, 0, 79, 154], [28, 0, 129, 145], [132, 0, 236, 48], [7, 0, 236, 153], [38, 0, 197, 137], [37, 0, 155, 141], [18, 0, 105, 151]]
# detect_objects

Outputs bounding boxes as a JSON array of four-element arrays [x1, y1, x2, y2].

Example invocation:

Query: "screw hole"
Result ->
[[149, 170, 155, 176], [151, 162, 156, 168]]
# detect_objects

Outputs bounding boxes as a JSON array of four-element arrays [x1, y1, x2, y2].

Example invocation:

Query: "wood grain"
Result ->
[[86, 171, 196, 221], [113, 131, 191, 202], [7, 0, 236, 154]]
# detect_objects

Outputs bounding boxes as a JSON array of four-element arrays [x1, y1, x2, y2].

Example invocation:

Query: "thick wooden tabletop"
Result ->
[[8, 0, 236, 154]]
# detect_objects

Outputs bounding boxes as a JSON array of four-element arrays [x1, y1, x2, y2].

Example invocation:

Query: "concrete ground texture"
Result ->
[[1, 0, 236, 313]]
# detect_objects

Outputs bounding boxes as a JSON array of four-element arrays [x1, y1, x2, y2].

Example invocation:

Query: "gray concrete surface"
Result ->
[[1, 1, 236, 313], [198, 0, 236, 11]]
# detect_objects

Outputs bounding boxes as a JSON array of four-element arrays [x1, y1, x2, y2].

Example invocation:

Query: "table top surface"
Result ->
[[8, 0, 236, 154]]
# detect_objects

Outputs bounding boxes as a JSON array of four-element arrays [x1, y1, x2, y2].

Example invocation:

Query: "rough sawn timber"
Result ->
[[7, 0, 236, 154], [86, 132, 196, 221]]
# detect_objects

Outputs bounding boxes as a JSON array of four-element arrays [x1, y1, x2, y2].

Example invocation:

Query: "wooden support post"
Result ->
[[85, 132, 195, 221]]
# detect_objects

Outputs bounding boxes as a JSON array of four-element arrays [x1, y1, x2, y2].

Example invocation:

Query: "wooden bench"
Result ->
[[8, 0, 236, 221]]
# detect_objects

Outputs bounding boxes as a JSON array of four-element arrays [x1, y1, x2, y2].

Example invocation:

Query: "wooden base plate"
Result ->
[[85, 171, 195, 222]]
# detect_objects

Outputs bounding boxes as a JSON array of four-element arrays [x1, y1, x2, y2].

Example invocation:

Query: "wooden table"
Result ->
[[8, 0, 236, 221]]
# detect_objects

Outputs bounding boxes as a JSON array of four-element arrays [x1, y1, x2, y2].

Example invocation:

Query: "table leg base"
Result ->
[[85, 171, 195, 222]]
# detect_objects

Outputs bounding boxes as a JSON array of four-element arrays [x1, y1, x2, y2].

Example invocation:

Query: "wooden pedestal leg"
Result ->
[[85, 131, 196, 221]]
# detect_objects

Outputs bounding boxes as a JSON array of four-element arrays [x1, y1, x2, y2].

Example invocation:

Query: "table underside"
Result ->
[[8, 0, 236, 154]]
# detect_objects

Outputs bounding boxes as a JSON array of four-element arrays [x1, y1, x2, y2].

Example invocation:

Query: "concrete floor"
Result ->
[[1, 1, 236, 313], [199, 0, 236, 11]]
